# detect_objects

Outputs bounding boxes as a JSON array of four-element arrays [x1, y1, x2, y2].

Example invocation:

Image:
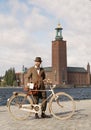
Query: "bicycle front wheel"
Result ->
[[8, 93, 33, 120], [49, 92, 76, 120]]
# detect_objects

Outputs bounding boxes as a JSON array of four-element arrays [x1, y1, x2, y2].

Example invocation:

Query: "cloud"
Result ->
[[0, 0, 91, 75], [8, 0, 29, 15], [25, 8, 50, 31]]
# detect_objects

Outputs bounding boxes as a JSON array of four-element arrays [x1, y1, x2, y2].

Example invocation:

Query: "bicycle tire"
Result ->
[[49, 92, 76, 120], [8, 93, 33, 120]]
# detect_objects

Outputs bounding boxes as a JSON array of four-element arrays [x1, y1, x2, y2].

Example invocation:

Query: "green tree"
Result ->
[[4, 68, 16, 86]]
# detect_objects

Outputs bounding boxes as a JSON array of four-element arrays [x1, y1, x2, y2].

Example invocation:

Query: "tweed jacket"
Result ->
[[24, 66, 46, 88]]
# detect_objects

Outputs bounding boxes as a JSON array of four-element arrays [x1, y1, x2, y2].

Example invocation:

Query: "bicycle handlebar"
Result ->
[[48, 84, 56, 89]]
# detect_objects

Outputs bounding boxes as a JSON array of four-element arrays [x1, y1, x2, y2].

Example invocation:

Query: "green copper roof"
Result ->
[[44, 67, 52, 72], [67, 67, 87, 73], [55, 23, 63, 40], [44, 66, 87, 73]]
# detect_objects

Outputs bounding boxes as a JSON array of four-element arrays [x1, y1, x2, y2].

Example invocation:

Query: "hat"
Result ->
[[34, 57, 42, 62]]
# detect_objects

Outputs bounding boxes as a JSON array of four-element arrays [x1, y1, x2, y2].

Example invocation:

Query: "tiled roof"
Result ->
[[67, 67, 87, 73]]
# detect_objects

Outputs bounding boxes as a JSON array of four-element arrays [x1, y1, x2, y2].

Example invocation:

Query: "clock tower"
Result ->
[[52, 23, 67, 84]]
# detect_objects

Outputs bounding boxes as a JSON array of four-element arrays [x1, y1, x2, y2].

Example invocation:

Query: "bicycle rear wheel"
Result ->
[[49, 92, 76, 120], [8, 93, 33, 120]]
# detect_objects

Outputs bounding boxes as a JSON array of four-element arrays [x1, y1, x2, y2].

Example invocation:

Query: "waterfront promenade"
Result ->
[[0, 100, 91, 130], [0, 87, 91, 130]]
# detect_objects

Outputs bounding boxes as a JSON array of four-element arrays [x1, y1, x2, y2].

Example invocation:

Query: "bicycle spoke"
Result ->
[[49, 92, 75, 120], [8, 94, 32, 120]]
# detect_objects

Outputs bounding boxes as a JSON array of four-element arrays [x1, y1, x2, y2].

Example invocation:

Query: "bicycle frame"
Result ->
[[32, 85, 55, 102], [19, 85, 56, 113]]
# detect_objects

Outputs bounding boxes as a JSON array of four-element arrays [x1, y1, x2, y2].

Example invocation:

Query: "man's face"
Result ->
[[35, 61, 41, 67]]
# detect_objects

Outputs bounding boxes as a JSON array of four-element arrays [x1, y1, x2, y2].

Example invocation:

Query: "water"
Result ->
[[0, 87, 91, 106]]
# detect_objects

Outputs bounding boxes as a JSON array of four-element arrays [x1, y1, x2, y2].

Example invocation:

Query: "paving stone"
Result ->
[[0, 87, 91, 130], [0, 100, 91, 130]]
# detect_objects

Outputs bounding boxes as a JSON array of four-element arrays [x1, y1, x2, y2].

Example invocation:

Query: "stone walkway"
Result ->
[[0, 99, 91, 130]]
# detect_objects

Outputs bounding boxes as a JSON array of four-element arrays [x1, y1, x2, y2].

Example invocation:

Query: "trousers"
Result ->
[[33, 90, 47, 112]]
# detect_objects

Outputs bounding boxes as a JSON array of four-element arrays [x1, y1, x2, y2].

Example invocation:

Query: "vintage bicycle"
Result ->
[[7, 84, 76, 120]]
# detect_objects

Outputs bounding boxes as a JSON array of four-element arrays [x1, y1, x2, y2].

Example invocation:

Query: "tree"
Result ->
[[4, 68, 16, 86]]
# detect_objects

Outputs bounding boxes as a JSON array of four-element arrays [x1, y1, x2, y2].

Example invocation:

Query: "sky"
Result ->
[[0, 0, 91, 76]]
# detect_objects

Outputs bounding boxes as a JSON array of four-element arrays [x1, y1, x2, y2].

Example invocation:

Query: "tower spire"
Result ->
[[55, 23, 63, 40]]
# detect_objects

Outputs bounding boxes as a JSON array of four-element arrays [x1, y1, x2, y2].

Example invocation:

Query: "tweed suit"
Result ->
[[24, 66, 47, 112]]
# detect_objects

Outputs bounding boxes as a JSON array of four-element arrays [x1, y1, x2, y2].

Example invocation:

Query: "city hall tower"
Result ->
[[52, 23, 67, 84]]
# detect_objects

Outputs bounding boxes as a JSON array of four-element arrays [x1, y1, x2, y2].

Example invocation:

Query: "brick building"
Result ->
[[44, 24, 90, 86]]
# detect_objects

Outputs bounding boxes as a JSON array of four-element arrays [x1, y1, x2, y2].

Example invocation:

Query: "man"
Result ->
[[24, 57, 49, 119]]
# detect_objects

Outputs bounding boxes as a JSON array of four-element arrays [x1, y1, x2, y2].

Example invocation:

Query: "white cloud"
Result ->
[[0, 14, 18, 28], [0, 0, 91, 75], [8, 0, 29, 15], [24, 7, 50, 31]]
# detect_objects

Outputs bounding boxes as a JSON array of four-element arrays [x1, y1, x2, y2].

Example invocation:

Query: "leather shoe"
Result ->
[[41, 113, 51, 118], [35, 113, 39, 119]]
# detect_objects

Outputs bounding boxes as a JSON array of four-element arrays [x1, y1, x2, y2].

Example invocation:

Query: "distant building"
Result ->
[[15, 65, 26, 86], [44, 24, 90, 86], [15, 72, 22, 86]]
